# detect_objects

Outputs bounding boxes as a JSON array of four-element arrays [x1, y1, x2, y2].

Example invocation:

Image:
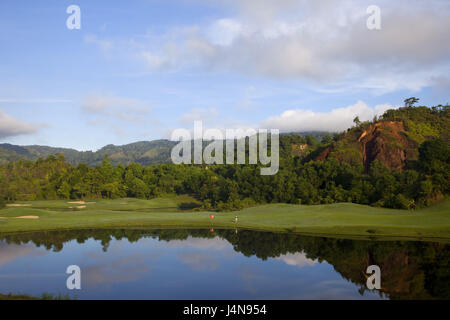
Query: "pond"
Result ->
[[0, 229, 448, 299]]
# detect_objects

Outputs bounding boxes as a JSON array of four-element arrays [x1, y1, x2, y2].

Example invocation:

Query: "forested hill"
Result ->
[[314, 104, 450, 171], [0, 140, 176, 166], [0, 105, 448, 172], [0, 104, 448, 210], [0, 132, 330, 167]]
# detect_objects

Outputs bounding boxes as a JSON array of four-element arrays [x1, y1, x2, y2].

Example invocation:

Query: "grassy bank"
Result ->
[[0, 195, 449, 240]]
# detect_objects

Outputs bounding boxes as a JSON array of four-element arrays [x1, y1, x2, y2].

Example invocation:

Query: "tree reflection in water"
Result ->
[[0, 229, 448, 300]]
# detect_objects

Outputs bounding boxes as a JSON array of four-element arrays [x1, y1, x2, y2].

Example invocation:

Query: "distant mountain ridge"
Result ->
[[3, 106, 447, 171], [0, 131, 331, 167], [0, 140, 176, 166]]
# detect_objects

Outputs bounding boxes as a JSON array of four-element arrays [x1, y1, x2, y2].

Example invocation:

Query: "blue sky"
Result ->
[[0, 0, 449, 151]]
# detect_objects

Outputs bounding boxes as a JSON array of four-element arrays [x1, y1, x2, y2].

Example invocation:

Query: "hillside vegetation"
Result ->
[[0, 133, 329, 166], [0, 140, 176, 166], [0, 103, 448, 212], [317, 104, 449, 170]]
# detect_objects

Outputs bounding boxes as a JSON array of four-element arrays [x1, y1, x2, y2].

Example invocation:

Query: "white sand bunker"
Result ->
[[15, 216, 39, 219], [68, 206, 86, 209], [6, 204, 32, 207], [68, 201, 86, 204]]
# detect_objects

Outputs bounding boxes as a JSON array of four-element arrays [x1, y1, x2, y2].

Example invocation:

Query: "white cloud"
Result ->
[[275, 252, 317, 268], [178, 107, 219, 124], [0, 98, 72, 103], [164, 236, 231, 250], [84, 34, 113, 53], [136, 0, 450, 93], [206, 19, 243, 46], [0, 109, 40, 138], [260, 101, 395, 133], [82, 95, 150, 122]]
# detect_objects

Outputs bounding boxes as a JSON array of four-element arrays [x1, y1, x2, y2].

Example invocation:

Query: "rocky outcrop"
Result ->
[[317, 121, 412, 171], [358, 121, 410, 170]]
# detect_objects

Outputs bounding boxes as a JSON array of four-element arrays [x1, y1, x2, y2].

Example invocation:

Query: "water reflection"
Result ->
[[0, 229, 448, 299], [0, 242, 46, 267]]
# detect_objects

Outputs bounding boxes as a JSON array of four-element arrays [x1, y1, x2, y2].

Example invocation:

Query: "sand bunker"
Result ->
[[6, 204, 32, 207], [68, 201, 86, 205], [15, 216, 39, 219], [68, 206, 86, 209]]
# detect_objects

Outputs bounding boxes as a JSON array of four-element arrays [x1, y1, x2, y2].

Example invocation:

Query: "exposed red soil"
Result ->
[[316, 121, 412, 170]]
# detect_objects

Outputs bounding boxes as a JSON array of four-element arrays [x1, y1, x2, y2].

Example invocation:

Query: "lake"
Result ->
[[0, 229, 448, 299]]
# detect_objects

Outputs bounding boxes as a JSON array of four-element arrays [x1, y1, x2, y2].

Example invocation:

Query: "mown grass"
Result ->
[[0, 195, 449, 241]]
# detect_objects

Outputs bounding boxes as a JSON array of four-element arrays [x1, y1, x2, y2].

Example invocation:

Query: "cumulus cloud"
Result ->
[[260, 101, 395, 133], [178, 107, 219, 124], [166, 107, 258, 141], [82, 95, 150, 122], [0, 109, 40, 138], [136, 0, 450, 92]]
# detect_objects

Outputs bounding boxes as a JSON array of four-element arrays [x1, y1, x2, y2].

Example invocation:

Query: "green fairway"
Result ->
[[0, 196, 449, 240]]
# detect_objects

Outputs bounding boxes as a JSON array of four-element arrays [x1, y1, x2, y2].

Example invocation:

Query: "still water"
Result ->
[[0, 229, 448, 299]]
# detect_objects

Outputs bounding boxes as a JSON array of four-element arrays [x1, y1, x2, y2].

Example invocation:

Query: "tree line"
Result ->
[[0, 104, 448, 211], [0, 137, 447, 211]]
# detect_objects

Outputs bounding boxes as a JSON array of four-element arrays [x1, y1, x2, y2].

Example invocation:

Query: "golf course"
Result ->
[[1, 195, 449, 241]]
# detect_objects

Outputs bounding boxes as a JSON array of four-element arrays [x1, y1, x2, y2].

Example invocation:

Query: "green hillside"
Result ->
[[0, 140, 176, 166], [0, 104, 448, 213]]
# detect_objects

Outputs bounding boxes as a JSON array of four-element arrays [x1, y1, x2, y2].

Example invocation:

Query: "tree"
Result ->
[[57, 181, 71, 199], [404, 97, 419, 108], [353, 116, 361, 126], [392, 193, 411, 210], [418, 139, 450, 174], [127, 177, 149, 198]]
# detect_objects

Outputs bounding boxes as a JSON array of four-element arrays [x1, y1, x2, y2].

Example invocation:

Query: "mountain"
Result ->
[[0, 132, 332, 167], [0, 140, 176, 166], [1, 104, 448, 171]]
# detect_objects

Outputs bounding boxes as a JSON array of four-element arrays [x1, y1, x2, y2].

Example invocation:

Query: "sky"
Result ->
[[0, 0, 449, 151]]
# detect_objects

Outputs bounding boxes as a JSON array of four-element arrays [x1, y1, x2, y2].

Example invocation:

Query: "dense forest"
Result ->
[[0, 140, 176, 166], [0, 103, 448, 211]]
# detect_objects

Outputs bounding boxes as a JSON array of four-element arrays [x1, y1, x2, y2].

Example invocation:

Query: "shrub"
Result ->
[[393, 194, 411, 210]]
